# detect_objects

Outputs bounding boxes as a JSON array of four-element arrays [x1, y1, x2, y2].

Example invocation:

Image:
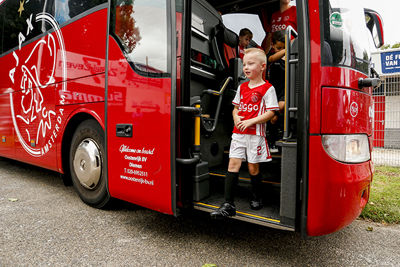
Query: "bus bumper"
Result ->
[[306, 135, 372, 236]]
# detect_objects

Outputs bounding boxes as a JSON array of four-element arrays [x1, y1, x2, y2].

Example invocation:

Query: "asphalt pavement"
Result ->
[[1, 157, 399, 266]]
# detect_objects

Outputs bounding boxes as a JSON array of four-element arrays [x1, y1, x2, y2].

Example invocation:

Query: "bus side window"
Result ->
[[0, 10, 3, 54], [53, 0, 107, 26], [112, 0, 169, 77], [2, 0, 45, 54]]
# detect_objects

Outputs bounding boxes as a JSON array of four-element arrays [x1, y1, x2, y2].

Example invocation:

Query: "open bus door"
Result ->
[[176, 0, 304, 231], [106, 0, 177, 215]]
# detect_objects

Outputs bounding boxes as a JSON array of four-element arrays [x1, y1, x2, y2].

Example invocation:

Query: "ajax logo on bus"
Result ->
[[8, 10, 67, 157]]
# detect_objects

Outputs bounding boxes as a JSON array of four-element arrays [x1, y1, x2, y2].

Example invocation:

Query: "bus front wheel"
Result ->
[[69, 119, 110, 208]]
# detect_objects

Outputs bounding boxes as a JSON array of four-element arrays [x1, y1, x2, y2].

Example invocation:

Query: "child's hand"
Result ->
[[234, 115, 244, 128], [271, 114, 278, 124], [237, 119, 254, 132]]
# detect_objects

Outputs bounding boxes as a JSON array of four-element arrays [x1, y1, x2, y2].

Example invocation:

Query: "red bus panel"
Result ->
[[107, 37, 173, 215], [321, 87, 373, 135]]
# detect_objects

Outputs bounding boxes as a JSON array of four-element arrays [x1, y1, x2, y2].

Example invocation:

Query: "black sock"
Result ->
[[225, 171, 239, 204], [250, 173, 263, 198]]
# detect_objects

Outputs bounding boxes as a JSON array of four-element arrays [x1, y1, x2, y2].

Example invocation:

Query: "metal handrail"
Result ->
[[201, 76, 232, 132], [283, 26, 298, 140]]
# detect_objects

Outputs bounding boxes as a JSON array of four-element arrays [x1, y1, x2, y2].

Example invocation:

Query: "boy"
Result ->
[[268, 30, 285, 110], [267, 30, 286, 152], [260, 0, 297, 53], [211, 48, 279, 218], [238, 28, 253, 59]]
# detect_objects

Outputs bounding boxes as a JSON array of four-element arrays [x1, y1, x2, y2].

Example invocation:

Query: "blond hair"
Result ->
[[244, 48, 267, 64]]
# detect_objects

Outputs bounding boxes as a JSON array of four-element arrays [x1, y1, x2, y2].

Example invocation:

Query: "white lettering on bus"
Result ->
[[119, 145, 155, 155], [18, 32, 26, 50], [9, 52, 19, 84], [26, 14, 33, 35], [59, 94, 66, 105]]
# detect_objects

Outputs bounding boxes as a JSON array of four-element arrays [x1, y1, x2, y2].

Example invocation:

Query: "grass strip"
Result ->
[[360, 166, 400, 224]]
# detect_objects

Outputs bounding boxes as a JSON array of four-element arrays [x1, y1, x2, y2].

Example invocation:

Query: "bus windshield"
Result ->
[[321, 0, 372, 74]]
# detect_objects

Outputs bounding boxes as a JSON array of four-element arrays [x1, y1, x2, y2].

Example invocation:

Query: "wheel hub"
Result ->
[[73, 138, 102, 189]]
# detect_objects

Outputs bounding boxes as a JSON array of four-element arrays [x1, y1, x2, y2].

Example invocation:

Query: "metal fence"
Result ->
[[372, 74, 400, 166]]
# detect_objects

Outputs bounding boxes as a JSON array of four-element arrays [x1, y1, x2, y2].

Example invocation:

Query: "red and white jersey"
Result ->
[[264, 6, 297, 33], [232, 81, 279, 136], [238, 45, 245, 59]]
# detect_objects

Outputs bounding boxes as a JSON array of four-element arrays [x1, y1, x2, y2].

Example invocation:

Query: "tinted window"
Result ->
[[113, 0, 169, 77], [321, 0, 371, 74], [0, 10, 3, 53], [53, 0, 107, 25], [2, 0, 46, 53]]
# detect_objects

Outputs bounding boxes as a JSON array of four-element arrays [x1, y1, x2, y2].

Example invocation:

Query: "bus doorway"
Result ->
[[176, 0, 383, 236], [176, 0, 303, 231]]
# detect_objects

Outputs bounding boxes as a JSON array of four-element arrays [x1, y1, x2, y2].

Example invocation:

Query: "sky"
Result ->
[[362, 0, 398, 46]]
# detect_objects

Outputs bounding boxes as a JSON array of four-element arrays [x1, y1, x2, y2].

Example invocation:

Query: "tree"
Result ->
[[391, 43, 400, 49], [380, 42, 400, 50], [115, 0, 142, 54]]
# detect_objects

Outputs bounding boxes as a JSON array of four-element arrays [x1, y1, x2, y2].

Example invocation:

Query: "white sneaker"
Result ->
[[270, 145, 279, 153]]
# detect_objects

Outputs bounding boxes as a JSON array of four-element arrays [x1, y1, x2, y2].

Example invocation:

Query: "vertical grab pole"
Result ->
[[283, 28, 290, 140], [283, 26, 297, 140]]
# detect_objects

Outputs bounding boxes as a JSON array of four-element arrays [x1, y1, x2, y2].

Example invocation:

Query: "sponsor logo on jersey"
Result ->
[[271, 24, 287, 32], [239, 102, 260, 113]]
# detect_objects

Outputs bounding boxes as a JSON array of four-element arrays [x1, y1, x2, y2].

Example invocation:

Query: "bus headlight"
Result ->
[[322, 134, 370, 163]]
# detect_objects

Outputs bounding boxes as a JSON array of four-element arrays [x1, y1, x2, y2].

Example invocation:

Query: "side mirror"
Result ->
[[364, 8, 384, 48]]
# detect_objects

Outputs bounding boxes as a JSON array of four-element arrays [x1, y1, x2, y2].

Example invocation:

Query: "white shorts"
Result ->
[[229, 133, 272, 163]]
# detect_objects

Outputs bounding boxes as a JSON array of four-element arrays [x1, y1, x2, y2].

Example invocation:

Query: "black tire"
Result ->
[[69, 119, 110, 208]]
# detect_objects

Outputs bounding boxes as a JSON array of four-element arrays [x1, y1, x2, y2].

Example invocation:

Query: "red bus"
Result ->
[[0, 0, 384, 236]]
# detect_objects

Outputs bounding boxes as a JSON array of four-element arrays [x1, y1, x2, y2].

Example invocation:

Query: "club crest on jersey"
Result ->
[[251, 93, 260, 103]]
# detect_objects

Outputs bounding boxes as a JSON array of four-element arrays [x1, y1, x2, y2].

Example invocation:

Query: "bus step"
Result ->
[[193, 202, 294, 231], [209, 172, 280, 185]]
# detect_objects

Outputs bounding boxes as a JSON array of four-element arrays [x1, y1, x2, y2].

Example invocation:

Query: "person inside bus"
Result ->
[[260, 0, 297, 151], [210, 48, 279, 218], [260, 0, 297, 54], [238, 28, 253, 59], [266, 30, 286, 152]]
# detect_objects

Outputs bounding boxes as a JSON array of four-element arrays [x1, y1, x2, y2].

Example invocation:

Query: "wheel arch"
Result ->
[[60, 108, 105, 185]]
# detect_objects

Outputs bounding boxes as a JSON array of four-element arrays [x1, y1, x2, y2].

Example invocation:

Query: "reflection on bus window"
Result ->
[[55, 0, 71, 24], [114, 0, 169, 76], [321, 0, 370, 74], [53, 0, 107, 25]]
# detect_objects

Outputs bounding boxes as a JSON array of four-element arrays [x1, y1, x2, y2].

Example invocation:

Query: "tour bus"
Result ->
[[0, 0, 384, 236]]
